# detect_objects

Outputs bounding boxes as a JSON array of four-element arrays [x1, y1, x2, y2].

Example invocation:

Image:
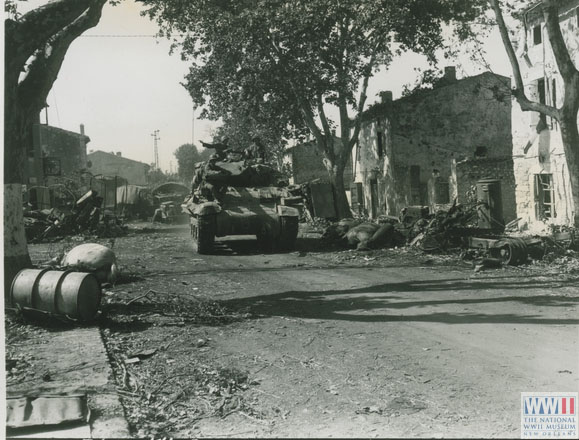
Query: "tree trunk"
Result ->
[[4, 89, 32, 298], [559, 116, 579, 227], [325, 161, 352, 219], [4, 183, 32, 301]]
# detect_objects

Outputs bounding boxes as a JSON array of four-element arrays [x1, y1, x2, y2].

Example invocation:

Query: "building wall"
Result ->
[[355, 71, 512, 218], [450, 156, 517, 223], [40, 124, 89, 176], [87, 151, 150, 185], [512, 0, 579, 231], [286, 141, 354, 186], [24, 122, 89, 186]]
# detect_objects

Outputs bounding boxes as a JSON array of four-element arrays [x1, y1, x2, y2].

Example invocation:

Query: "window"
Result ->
[[533, 24, 542, 45], [535, 174, 555, 219], [537, 78, 547, 126], [552, 78, 557, 107], [377, 131, 384, 158], [474, 146, 488, 158]]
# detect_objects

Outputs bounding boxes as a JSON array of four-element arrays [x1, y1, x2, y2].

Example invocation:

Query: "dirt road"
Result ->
[[29, 225, 579, 437]]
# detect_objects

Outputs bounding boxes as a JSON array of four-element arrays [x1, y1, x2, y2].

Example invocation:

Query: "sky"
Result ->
[[18, 1, 512, 173]]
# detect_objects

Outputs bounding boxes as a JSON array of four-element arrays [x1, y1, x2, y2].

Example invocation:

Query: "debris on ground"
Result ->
[[24, 190, 127, 242], [318, 200, 579, 271]]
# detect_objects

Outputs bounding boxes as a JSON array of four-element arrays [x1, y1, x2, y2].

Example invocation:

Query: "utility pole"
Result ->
[[151, 129, 160, 170]]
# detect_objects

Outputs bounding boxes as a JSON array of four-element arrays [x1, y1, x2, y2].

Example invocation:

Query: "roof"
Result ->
[[40, 124, 90, 143], [360, 71, 510, 123], [88, 150, 151, 168]]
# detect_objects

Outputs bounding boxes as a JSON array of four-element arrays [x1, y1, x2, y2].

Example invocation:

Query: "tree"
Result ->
[[489, 0, 579, 226], [4, 0, 107, 288], [174, 143, 212, 184], [211, 96, 308, 175], [143, 0, 484, 218]]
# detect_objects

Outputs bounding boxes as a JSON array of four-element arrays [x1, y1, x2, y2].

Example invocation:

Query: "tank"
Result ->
[[183, 159, 300, 254]]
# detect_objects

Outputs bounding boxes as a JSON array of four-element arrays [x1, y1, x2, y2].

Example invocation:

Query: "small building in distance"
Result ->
[[511, 0, 579, 231], [25, 121, 90, 186], [87, 150, 151, 186], [354, 67, 516, 221], [284, 139, 354, 187]]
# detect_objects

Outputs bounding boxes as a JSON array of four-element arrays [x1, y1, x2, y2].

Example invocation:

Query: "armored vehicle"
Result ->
[[183, 159, 300, 254]]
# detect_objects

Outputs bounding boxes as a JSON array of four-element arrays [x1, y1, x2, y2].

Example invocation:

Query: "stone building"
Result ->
[[354, 68, 516, 221], [87, 150, 151, 185], [25, 121, 90, 186], [511, 0, 579, 231], [284, 139, 353, 187]]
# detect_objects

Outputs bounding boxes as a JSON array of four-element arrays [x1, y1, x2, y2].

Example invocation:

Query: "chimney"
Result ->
[[379, 91, 393, 104], [80, 124, 85, 135], [444, 66, 456, 82], [116, 152, 122, 157]]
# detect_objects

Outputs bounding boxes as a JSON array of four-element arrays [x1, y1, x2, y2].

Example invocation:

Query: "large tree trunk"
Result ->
[[327, 162, 352, 219], [4, 83, 32, 297], [559, 116, 579, 227]]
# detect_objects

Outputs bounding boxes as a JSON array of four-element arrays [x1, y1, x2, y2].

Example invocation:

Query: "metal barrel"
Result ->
[[476, 178, 504, 231], [10, 269, 101, 321]]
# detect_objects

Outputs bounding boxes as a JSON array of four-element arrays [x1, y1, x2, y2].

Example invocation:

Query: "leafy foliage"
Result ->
[[174, 144, 212, 184], [141, 0, 487, 217]]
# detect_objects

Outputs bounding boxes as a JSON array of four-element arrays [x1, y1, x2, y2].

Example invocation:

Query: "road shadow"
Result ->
[[222, 277, 579, 325], [206, 236, 347, 256]]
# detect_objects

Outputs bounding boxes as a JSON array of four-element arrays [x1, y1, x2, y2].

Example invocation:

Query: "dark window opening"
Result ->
[[474, 146, 488, 158], [377, 131, 384, 158], [552, 78, 557, 107], [43, 157, 62, 176], [533, 25, 542, 45], [535, 174, 555, 219], [410, 165, 421, 205], [537, 78, 547, 126]]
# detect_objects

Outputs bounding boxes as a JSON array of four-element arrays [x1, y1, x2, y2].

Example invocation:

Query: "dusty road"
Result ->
[[29, 225, 579, 437]]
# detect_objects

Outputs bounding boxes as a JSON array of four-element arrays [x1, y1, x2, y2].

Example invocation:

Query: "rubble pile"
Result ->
[[24, 190, 127, 242], [321, 202, 578, 270]]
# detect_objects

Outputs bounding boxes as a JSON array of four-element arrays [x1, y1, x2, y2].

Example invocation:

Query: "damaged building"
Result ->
[[25, 120, 90, 187], [87, 150, 151, 186], [511, 0, 579, 232], [353, 67, 516, 222]]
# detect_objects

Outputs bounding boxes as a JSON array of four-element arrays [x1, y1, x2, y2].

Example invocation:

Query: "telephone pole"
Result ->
[[151, 129, 160, 170]]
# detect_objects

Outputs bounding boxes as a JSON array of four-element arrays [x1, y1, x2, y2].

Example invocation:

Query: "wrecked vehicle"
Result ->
[[183, 156, 300, 254]]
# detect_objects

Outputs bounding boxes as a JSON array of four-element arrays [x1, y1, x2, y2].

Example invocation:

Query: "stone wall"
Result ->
[[87, 151, 150, 185], [24, 123, 89, 186], [286, 141, 353, 186], [355, 71, 512, 218], [511, 0, 578, 231], [451, 156, 517, 223], [40, 125, 89, 177]]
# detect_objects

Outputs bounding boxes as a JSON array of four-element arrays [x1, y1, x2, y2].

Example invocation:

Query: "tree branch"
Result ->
[[348, 55, 374, 151], [17, 0, 107, 114], [6, 0, 96, 71], [316, 94, 332, 137], [489, 0, 561, 120], [542, 0, 579, 83], [265, 33, 325, 148]]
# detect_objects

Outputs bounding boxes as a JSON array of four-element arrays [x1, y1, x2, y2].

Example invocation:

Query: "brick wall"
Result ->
[[451, 156, 517, 223]]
